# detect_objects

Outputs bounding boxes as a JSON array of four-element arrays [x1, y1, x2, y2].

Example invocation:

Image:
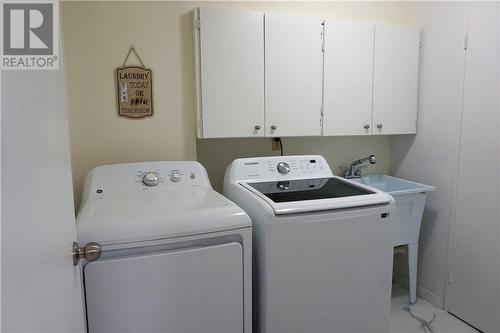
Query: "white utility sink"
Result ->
[[353, 175, 435, 304], [354, 174, 435, 195]]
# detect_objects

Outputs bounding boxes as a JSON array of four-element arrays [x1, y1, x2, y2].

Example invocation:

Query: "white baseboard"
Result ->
[[393, 272, 444, 309]]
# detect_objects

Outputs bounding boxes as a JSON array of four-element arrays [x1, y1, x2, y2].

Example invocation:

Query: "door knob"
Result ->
[[271, 125, 277, 130], [364, 124, 370, 129], [73, 242, 102, 265], [254, 125, 261, 130], [377, 124, 383, 129]]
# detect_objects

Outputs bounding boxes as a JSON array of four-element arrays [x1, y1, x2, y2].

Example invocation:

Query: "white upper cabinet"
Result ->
[[264, 13, 324, 137], [195, 7, 265, 138], [194, 8, 420, 138], [323, 21, 375, 136], [372, 25, 420, 135]]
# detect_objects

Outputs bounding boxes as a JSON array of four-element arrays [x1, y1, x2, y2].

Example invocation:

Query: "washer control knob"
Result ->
[[142, 172, 159, 187], [277, 162, 290, 175], [170, 172, 181, 182]]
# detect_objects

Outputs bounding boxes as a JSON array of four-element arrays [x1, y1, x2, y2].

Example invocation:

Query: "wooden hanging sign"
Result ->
[[116, 47, 153, 119]]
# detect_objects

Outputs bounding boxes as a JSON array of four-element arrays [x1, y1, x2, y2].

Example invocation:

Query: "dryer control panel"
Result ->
[[133, 167, 199, 189], [227, 155, 334, 182], [81, 161, 212, 201]]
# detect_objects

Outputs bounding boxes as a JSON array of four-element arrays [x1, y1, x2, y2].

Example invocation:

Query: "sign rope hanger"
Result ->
[[122, 46, 146, 68], [116, 46, 153, 119]]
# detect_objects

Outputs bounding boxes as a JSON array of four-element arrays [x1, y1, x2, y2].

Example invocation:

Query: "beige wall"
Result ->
[[61, 1, 415, 204], [198, 136, 391, 192]]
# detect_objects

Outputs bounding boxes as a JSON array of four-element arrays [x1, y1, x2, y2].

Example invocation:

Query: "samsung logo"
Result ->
[[244, 162, 259, 166]]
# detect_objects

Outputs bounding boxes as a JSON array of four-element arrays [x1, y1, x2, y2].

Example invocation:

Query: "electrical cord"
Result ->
[[274, 138, 284, 156]]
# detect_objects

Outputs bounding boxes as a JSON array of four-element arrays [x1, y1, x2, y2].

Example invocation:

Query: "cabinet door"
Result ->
[[195, 7, 264, 138], [373, 25, 420, 135], [265, 14, 323, 137], [323, 21, 375, 136]]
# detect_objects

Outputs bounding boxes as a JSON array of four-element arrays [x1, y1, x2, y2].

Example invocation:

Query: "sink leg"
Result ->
[[408, 243, 418, 304]]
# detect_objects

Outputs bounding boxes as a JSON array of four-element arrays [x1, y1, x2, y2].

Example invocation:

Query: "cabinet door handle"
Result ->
[[377, 124, 383, 129], [270, 125, 277, 130], [364, 124, 370, 129], [254, 125, 261, 130]]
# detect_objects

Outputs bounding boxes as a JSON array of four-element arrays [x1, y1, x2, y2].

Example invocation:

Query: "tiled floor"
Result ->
[[391, 283, 478, 333]]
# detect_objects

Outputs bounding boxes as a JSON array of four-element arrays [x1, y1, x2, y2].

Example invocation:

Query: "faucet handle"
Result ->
[[340, 166, 349, 178], [354, 164, 368, 176]]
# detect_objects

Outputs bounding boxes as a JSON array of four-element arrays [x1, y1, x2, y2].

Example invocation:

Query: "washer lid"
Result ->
[[247, 177, 375, 202], [76, 188, 251, 245], [240, 176, 392, 215]]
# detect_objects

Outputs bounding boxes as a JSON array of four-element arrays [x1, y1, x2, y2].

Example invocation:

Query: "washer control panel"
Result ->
[[267, 158, 326, 176], [228, 155, 333, 182]]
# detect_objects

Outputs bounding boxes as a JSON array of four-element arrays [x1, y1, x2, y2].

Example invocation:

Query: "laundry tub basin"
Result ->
[[353, 174, 435, 304], [354, 174, 435, 246]]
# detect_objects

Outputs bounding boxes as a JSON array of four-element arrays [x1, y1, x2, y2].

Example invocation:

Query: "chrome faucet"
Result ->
[[344, 154, 376, 179]]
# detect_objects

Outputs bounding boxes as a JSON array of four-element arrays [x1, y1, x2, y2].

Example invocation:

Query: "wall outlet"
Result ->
[[271, 138, 281, 151]]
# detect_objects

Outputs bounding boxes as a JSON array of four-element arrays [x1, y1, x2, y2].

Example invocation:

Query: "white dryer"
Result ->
[[224, 155, 394, 333], [76, 161, 252, 333]]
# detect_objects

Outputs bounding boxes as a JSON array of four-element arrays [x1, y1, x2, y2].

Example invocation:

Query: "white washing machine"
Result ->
[[224, 155, 394, 333], [76, 161, 252, 333]]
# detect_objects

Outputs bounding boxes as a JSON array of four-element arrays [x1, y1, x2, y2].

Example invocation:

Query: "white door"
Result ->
[[372, 25, 420, 135], [196, 7, 265, 138], [1, 68, 86, 329], [323, 21, 374, 136], [84, 243, 243, 333], [265, 13, 323, 137], [446, 3, 500, 333]]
